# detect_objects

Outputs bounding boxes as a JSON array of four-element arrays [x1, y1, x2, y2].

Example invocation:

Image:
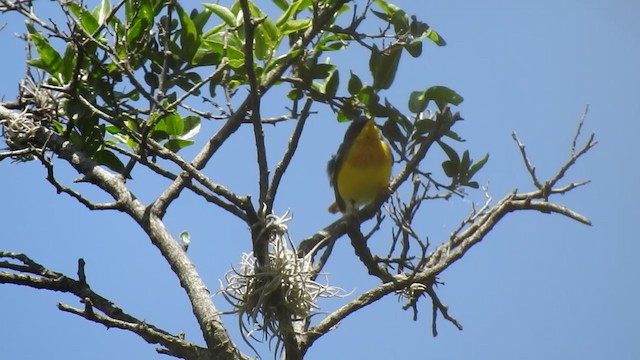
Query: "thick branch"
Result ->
[[0, 105, 246, 359]]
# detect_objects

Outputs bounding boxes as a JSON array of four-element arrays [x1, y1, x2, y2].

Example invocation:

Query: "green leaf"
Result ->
[[324, 69, 339, 99], [409, 16, 446, 46], [276, 0, 302, 28], [287, 88, 303, 100], [254, 25, 272, 60], [94, 149, 125, 173], [442, 160, 458, 178], [126, 18, 150, 47], [468, 153, 489, 178], [68, 2, 99, 34], [348, 71, 362, 95], [180, 116, 201, 139], [374, 0, 401, 15], [370, 45, 402, 90], [310, 63, 336, 79], [389, 9, 409, 34], [461, 150, 471, 175], [408, 91, 427, 113], [177, 4, 199, 61], [138, 0, 155, 23], [272, 0, 289, 11], [279, 18, 311, 35], [385, 99, 412, 133], [409, 86, 464, 113], [203, 3, 237, 27], [426, 28, 447, 46], [165, 139, 195, 152], [466, 181, 479, 189], [191, 8, 212, 33], [414, 118, 434, 136], [371, 9, 391, 22], [381, 117, 404, 143], [425, 86, 463, 109], [444, 129, 465, 142], [262, 17, 279, 41], [96, 0, 111, 25], [405, 40, 422, 57], [438, 140, 460, 166], [357, 85, 378, 106], [164, 112, 184, 136], [61, 44, 77, 82], [199, 32, 245, 60], [26, 24, 63, 75]]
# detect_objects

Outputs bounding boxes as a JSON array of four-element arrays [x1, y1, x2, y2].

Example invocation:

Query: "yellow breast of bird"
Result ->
[[337, 124, 392, 207]]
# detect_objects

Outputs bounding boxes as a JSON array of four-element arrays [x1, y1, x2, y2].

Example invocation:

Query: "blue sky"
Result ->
[[1, 1, 638, 359]]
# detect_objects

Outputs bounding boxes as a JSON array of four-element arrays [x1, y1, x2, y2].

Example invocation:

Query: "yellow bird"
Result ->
[[327, 117, 393, 214]]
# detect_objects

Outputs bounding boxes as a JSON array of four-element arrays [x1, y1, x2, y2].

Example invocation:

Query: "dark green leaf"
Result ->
[[409, 86, 464, 113], [310, 63, 336, 79], [348, 71, 362, 95], [468, 153, 489, 178], [94, 149, 125, 173], [61, 44, 77, 82], [389, 9, 409, 34], [408, 90, 427, 113], [371, 9, 391, 22], [466, 181, 479, 189], [181, 116, 201, 139], [414, 118, 434, 135], [324, 69, 339, 99], [144, 72, 159, 89], [438, 140, 460, 165], [405, 40, 422, 57], [442, 160, 458, 178], [381, 117, 405, 143], [461, 150, 471, 175], [444, 129, 465, 142], [385, 99, 412, 133], [371, 45, 402, 90], [165, 139, 195, 152]]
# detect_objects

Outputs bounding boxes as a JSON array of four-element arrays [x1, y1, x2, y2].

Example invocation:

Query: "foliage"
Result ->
[[0, 0, 594, 360]]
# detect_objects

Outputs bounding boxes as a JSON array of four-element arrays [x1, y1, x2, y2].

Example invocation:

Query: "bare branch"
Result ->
[[512, 132, 543, 189], [266, 98, 314, 210], [239, 0, 269, 207], [572, 105, 589, 156], [37, 153, 120, 210], [0, 251, 211, 359]]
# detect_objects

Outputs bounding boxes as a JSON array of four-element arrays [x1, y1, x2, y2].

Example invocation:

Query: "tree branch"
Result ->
[[266, 98, 314, 210], [0, 252, 210, 359]]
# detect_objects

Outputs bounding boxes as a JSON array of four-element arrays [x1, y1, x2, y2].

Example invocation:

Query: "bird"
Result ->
[[327, 116, 393, 214]]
